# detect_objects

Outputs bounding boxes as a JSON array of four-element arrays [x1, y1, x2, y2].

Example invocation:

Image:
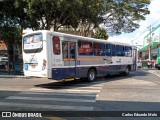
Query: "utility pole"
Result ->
[[149, 25, 152, 43], [149, 25, 151, 61]]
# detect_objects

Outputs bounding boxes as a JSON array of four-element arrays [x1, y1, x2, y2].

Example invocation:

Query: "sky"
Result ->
[[108, 0, 160, 46]]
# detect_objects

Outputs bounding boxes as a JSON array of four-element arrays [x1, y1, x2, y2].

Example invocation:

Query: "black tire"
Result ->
[[124, 67, 129, 76], [87, 69, 96, 82]]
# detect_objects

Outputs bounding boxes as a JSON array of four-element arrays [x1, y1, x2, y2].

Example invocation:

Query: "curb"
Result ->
[[0, 75, 27, 78]]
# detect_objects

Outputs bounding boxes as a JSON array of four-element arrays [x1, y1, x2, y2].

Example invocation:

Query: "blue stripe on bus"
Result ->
[[52, 65, 127, 80], [52, 67, 76, 80]]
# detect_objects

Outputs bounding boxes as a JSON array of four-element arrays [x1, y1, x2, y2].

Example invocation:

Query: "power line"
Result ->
[[133, 19, 160, 44], [151, 19, 160, 26]]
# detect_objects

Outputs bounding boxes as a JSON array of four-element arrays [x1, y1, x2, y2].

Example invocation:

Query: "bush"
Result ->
[[142, 61, 147, 67]]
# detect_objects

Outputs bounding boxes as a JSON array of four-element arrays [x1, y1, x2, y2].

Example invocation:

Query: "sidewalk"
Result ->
[[142, 67, 157, 70], [141, 67, 160, 78], [0, 74, 26, 78], [0, 70, 26, 78]]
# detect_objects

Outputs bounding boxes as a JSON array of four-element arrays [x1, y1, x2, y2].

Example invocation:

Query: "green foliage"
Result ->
[[104, 0, 150, 35], [0, 26, 21, 44], [94, 28, 109, 40], [0, 0, 151, 73], [142, 61, 147, 67], [0, 0, 21, 45], [18, 0, 104, 32], [1, 0, 150, 37], [0, 0, 22, 73]]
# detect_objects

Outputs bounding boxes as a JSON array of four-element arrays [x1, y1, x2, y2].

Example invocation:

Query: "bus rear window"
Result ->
[[23, 34, 43, 53]]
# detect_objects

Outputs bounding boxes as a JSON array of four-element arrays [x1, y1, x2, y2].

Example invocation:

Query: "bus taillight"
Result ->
[[42, 59, 46, 70]]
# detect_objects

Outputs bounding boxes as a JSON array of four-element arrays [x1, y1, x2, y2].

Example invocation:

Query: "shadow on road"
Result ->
[[34, 70, 150, 90]]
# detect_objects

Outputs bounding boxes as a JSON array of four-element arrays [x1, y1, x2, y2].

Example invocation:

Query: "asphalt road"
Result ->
[[0, 69, 159, 120]]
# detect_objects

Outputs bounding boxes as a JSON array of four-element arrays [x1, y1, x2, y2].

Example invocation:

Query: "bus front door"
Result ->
[[62, 42, 76, 78]]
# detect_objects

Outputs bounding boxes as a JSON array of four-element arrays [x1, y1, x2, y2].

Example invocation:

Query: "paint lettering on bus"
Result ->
[[116, 61, 121, 63], [56, 59, 61, 62], [81, 44, 90, 48], [52, 64, 62, 67], [105, 57, 113, 64], [58, 64, 62, 66]]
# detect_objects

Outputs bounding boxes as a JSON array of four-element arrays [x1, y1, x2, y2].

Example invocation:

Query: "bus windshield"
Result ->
[[23, 34, 43, 53]]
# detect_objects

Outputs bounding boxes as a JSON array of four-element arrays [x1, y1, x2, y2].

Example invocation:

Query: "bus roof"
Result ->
[[23, 30, 135, 47]]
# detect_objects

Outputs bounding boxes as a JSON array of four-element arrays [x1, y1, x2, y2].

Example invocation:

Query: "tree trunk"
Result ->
[[7, 43, 11, 74]]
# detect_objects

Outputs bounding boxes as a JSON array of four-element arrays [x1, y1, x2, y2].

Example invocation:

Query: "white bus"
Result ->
[[22, 30, 137, 81]]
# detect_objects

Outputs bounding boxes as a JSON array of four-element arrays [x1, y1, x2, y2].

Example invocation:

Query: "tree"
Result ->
[[15, 0, 104, 35], [24, 0, 150, 36], [0, 26, 21, 74], [103, 0, 150, 35], [94, 28, 109, 40], [19, 0, 76, 30], [0, 0, 21, 74], [3, 0, 150, 38], [68, 0, 105, 37], [14, 0, 33, 33], [14, 0, 150, 37]]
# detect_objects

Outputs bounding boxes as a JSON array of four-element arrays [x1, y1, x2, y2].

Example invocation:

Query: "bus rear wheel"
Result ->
[[124, 67, 129, 76], [87, 69, 96, 82]]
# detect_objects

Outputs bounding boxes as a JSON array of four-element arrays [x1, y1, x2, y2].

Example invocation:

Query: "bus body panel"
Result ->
[[23, 31, 48, 77], [50, 34, 64, 79], [51, 64, 129, 80], [22, 30, 137, 79], [46, 32, 52, 78], [52, 37, 77, 80]]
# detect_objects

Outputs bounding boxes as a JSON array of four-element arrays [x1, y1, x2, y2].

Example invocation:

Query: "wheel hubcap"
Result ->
[[90, 72, 95, 80]]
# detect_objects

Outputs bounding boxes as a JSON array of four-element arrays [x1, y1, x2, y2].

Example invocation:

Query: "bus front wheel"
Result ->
[[87, 69, 96, 82]]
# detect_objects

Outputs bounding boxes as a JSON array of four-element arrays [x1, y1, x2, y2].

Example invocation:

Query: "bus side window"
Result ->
[[111, 44, 116, 56], [100, 43, 105, 56], [129, 47, 132, 57], [94, 43, 105, 56], [106, 44, 111, 56], [70, 43, 75, 58], [62, 42, 68, 59], [122, 46, 125, 56], [116, 45, 125, 56], [78, 40, 93, 55], [125, 46, 132, 57], [53, 36, 61, 55]]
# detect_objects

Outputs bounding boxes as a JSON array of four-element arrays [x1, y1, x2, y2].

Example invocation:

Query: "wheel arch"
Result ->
[[88, 67, 97, 75], [127, 65, 131, 71]]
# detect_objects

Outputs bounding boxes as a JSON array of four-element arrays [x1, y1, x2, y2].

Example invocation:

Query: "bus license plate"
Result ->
[[31, 65, 36, 68]]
